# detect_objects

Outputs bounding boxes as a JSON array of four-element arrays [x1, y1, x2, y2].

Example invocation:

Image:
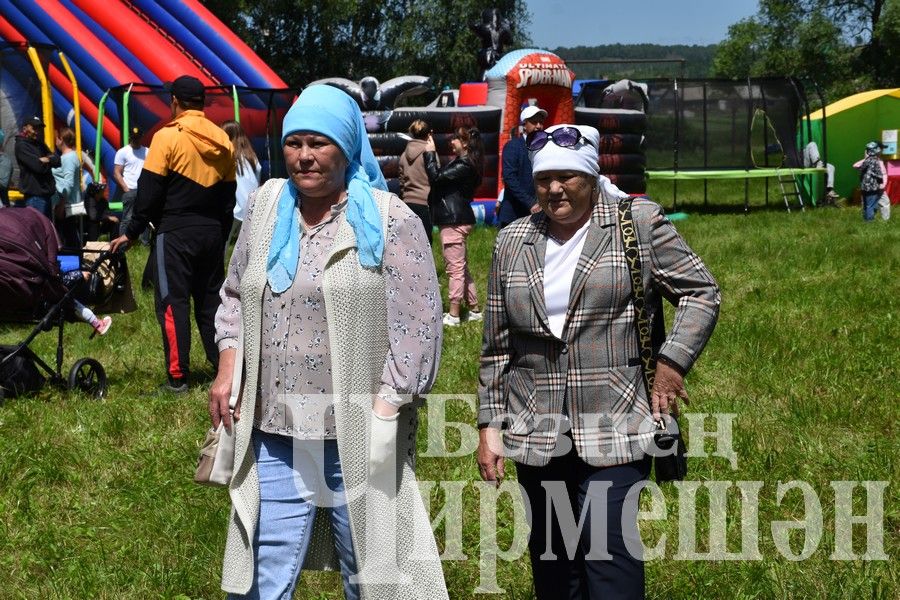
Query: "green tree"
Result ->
[[799, 0, 894, 85], [202, 0, 531, 89], [712, 18, 770, 78], [873, 0, 900, 84], [801, 0, 886, 42], [795, 12, 856, 97], [712, 0, 898, 100]]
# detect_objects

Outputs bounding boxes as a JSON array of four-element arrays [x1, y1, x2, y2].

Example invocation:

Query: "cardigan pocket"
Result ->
[[505, 367, 536, 435]]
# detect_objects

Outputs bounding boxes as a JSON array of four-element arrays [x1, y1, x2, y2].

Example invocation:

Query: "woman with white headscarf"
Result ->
[[476, 125, 720, 599], [210, 84, 448, 599]]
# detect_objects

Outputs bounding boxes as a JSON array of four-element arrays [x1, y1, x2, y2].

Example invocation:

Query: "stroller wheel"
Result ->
[[68, 358, 107, 399]]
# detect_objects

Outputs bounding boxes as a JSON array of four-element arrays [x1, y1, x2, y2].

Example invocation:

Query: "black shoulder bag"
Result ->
[[616, 197, 687, 482]]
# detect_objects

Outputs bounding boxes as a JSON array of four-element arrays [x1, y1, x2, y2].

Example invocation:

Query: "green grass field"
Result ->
[[0, 196, 897, 599]]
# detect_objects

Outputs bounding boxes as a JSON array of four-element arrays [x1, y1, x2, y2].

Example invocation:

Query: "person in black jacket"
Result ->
[[424, 126, 484, 326], [14, 116, 61, 218]]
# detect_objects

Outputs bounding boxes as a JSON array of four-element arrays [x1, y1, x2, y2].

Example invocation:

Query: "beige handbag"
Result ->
[[194, 334, 243, 487]]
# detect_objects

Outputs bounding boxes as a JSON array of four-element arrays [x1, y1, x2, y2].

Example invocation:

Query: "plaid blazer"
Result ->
[[477, 190, 720, 467]]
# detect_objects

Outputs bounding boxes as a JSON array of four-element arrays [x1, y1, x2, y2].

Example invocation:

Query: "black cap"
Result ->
[[26, 115, 45, 129], [130, 125, 143, 138], [165, 75, 205, 103]]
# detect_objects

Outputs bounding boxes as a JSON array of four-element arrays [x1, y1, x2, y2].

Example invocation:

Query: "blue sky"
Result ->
[[525, 0, 761, 48]]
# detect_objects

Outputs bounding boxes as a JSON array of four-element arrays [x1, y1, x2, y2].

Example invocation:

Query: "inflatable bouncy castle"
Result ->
[[0, 0, 286, 195], [2, 14, 648, 214], [575, 79, 649, 194], [485, 49, 576, 195], [355, 49, 578, 222], [357, 48, 649, 220]]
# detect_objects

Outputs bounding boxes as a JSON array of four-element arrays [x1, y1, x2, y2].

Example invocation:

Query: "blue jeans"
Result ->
[[25, 195, 52, 218], [228, 430, 360, 600], [862, 191, 880, 221]]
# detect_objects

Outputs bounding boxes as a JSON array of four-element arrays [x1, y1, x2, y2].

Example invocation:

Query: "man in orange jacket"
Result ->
[[111, 75, 236, 393]]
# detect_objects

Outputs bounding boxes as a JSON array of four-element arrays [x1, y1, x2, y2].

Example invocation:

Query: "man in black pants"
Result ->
[[110, 76, 236, 393]]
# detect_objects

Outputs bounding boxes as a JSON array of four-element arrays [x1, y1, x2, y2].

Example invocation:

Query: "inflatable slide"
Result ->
[[0, 0, 285, 188]]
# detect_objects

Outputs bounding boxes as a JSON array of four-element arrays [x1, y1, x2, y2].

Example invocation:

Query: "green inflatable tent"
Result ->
[[804, 89, 900, 200]]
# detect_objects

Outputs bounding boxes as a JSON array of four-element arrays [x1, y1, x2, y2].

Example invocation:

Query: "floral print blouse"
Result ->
[[215, 188, 442, 440]]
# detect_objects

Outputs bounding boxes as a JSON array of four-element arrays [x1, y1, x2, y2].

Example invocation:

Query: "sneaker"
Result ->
[[467, 310, 484, 322], [443, 313, 461, 327], [158, 379, 189, 394], [94, 316, 112, 335]]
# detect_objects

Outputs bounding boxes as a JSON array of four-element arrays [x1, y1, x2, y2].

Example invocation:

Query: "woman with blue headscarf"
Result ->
[[210, 85, 448, 599]]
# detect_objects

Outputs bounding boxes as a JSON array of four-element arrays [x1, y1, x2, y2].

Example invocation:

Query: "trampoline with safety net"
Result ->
[[641, 77, 829, 211]]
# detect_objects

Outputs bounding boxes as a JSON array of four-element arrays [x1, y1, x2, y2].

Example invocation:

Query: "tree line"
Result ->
[[204, 0, 895, 106], [203, 0, 531, 90], [203, 0, 717, 91], [712, 0, 899, 105]]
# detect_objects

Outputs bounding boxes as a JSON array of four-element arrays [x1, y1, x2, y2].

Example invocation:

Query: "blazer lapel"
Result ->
[[522, 214, 551, 329], [563, 201, 616, 334]]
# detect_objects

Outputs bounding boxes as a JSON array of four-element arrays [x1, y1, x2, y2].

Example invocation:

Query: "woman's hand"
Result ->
[[208, 348, 240, 431], [424, 134, 436, 153], [650, 360, 689, 421], [372, 394, 400, 418], [477, 427, 505, 487]]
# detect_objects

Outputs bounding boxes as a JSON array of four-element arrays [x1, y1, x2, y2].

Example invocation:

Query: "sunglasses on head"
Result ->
[[525, 127, 595, 152]]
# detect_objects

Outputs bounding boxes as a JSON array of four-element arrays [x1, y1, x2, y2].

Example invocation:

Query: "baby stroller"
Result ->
[[0, 207, 132, 401]]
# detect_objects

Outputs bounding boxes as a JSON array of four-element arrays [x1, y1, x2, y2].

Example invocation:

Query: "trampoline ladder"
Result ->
[[777, 173, 805, 213]]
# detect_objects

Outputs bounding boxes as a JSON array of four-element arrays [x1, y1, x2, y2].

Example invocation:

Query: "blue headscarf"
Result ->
[[266, 85, 388, 294]]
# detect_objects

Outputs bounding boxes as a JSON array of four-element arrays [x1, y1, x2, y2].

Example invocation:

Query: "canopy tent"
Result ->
[[804, 89, 900, 199]]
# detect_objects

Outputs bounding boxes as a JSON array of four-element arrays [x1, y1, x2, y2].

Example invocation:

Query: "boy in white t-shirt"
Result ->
[[113, 127, 148, 240]]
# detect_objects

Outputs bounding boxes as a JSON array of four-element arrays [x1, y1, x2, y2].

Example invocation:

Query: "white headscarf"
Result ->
[[529, 124, 601, 177]]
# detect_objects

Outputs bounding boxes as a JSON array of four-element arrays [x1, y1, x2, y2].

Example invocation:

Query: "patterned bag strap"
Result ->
[[616, 196, 656, 403]]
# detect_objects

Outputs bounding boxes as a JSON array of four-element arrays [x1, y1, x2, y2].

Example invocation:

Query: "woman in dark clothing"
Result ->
[[424, 126, 484, 326]]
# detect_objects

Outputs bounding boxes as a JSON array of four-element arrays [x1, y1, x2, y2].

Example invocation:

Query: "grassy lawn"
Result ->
[[0, 196, 897, 599]]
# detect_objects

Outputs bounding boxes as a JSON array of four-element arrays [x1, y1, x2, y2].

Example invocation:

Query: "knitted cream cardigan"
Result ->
[[221, 179, 448, 599]]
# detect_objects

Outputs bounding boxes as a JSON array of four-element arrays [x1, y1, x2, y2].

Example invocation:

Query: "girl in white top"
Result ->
[[221, 120, 261, 222]]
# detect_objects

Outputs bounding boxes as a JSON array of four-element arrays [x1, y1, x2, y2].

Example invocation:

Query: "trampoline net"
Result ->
[[645, 78, 805, 171]]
